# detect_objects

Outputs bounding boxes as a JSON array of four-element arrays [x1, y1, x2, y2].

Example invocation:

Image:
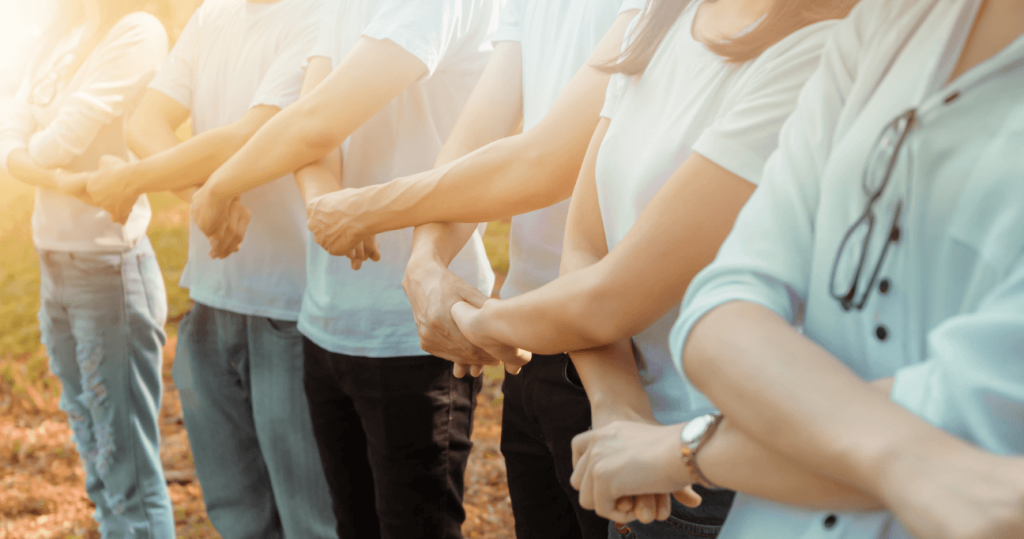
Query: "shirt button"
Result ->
[[879, 279, 891, 294], [824, 514, 839, 529], [875, 325, 889, 341]]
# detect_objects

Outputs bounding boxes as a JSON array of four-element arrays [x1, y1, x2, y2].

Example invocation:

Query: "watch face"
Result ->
[[681, 415, 714, 444]]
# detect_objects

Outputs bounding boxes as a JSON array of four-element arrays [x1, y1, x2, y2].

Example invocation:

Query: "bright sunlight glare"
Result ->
[[0, 0, 59, 102]]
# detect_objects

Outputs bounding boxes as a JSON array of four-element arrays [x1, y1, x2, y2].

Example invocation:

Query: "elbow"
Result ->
[[571, 280, 637, 347], [680, 312, 718, 393], [517, 138, 578, 208], [293, 100, 344, 158], [126, 111, 154, 154]]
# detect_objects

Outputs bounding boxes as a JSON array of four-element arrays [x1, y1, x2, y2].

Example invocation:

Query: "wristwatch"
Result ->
[[679, 413, 724, 490]]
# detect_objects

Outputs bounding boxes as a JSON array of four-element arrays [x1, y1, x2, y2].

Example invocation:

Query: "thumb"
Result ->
[[460, 284, 491, 309], [672, 486, 703, 508], [98, 154, 121, 170], [504, 349, 532, 375], [449, 301, 477, 331]]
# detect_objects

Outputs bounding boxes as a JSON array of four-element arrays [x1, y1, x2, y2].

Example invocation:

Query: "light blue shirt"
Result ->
[[671, 0, 1024, 537]]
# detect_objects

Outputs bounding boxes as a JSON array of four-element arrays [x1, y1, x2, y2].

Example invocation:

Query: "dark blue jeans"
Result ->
[[303, 338, 480, 539], [608, 489, 735, 539], [501, 353, 608, 538]]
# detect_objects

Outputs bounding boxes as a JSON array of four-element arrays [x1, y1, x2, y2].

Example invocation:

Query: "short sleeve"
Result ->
[[362, 0, 456, 76], [490, 0, 522, 44], [149, 6, 204, 108], [28, 13, 168, 167], [309, 0, 341, 65], [692, 20, 836, 185], [670, 0, 882, 374], [250, 1, 324, 110]]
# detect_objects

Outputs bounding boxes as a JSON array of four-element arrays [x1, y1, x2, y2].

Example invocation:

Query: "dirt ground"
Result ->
[[0, 338, 515, 538]]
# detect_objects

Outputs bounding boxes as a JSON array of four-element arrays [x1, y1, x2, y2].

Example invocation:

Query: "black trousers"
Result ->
[[303, 338, 481, 539], [501, 353, 608, 539]]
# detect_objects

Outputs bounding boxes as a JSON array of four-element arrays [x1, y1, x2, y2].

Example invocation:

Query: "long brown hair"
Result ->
[[605, 0, 859, 76]]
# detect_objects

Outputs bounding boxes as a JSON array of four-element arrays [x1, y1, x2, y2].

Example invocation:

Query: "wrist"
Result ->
[[870, 433, 958, 503], [665, 423, 696, 488], [122, 161, 145, 198]]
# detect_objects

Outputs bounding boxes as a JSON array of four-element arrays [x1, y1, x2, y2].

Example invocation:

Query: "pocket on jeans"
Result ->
[[562, 355, 586, 391], [662, 515, 722, 538]]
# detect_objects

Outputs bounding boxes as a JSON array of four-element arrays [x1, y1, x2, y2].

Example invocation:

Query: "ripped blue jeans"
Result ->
[[38, 237, 175, 539]]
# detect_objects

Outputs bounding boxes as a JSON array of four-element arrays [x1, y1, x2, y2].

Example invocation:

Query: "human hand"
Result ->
[[343, 234, 381, 271], [207, 197, 251, 259], [571, 421, 700, 523], [589, 405, 669, 525], [191, 184, 232, 239], [880, 443, 1024, 539], [53, 169, 98, 206], [85, 155, 137, 224], [306, 189, 378, 262], [403, 257, 501, 378], [450, 300, 532, 376]]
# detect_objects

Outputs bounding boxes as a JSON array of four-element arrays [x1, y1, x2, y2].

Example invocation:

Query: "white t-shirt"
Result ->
[[150, 0, 323, 321], [0, 13, 167, 252], [596, 1, 837, 424], [299, 0, 498, 358], [490, 0, 647, 299]]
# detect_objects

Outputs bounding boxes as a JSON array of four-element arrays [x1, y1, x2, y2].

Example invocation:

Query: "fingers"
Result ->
[[365, 234, 380, 262], [571, 430, 592, 470], [469, 364, 484, 377], [672, 486, 703, 508], [208, 199, 250, 259], [633, 494, 658, 524], [350, 242, 365, 270], [98, 154, 125, 169], [655, 493, 671, 524], [504, 349, 531, 375], [453, 364, 469, 378]]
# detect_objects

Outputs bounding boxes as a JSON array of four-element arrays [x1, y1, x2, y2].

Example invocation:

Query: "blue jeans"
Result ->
[[608, 490, 735, 539], [173, 302, 335, 539], [38, 237, 175, 539]]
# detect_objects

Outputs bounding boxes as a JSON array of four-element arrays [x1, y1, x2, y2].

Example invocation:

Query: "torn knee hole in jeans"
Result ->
[[78, 342, 116, 478]]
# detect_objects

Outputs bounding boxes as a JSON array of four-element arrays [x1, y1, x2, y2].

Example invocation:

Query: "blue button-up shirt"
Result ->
[[671, 0, 1024, 537]]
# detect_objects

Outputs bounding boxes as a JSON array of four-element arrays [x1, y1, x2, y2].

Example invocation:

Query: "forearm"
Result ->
[[126, 115, 181, 159], [128, 126, 251, 196], [6, 148, 59, 190], [343, 136, 579, 235], [296, 149, 342, 203], [699, 419, 882, 512], [684, 301, 960, 498], [571, 339, 656, 427], [206, 37, 427, 201], [409, 222, 479, 269]]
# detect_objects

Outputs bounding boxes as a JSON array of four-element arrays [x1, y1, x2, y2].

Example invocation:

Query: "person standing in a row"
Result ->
[[0, 0, 171, 536], [302, 1, 646, 536], [190, 1, 501, 536], [563, 1, 1024, 539], [80, 0, 336, 536]]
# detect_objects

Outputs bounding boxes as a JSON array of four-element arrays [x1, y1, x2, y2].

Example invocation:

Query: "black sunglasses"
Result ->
[[829, 108, 917, 311]]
